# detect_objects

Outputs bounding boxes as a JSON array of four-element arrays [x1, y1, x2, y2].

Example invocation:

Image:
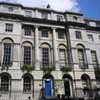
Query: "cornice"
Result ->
[[0, 12, 100, 31]]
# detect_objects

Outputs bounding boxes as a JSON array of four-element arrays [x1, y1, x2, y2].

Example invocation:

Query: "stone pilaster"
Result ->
[[35, 26, 40, 70], [52, 28, 59, 70]]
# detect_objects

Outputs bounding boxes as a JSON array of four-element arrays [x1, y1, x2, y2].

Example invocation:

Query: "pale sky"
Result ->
[[0, 0, 80, 12]]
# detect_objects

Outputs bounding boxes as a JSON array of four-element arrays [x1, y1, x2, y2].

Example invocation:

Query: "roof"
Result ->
[[85, 18, 100, 23], [0, 2, 83, 15]]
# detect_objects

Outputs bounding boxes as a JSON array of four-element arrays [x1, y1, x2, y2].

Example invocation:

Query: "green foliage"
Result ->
[[21, 64, 34, 72], [60, 67, 72, 72], [42, 65, 55, 74]]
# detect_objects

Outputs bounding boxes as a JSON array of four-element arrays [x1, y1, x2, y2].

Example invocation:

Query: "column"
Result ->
[[0, 43, 2, 65], [52, 28, 59, 70], [35, 26, 40, 70]]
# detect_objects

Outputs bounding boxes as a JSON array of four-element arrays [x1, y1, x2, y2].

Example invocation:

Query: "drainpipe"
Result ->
[[64, 13, 77, 98]]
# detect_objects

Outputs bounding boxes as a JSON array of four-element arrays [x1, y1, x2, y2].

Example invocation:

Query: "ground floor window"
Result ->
[[63, 74, 73, 97], [23, 74, 33, 93], [1, 74, 10, 92]]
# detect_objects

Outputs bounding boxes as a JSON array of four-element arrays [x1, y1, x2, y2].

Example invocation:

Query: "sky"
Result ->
[[0, 0, 100, 20]]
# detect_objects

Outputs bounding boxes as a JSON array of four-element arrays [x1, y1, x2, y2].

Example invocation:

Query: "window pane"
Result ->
[[1, 76, 9, 92], [91, 51, 98, 67], [78, 49, 85, 67], [57, 15, 63, 21], [64, 78, 71, 96], [25, 11, 32, 17], [76, 31, 82, 39], [3, 43, 12, 65], [42, 48, 49, 66], [42, 31, 48, 37], [23, 76, 31, 92], [58, 32, 64, 39], [42, 13, 48, 19], [88, 34, 93, 41], [59, 49, 66, 68], [24, 46, 31, 64], [24, 26, 32, 36], [5, 23, 13, 32], [8, 6, 14, 12]]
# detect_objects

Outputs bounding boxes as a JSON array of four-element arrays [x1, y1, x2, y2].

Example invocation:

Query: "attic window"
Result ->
[[73, 16, 78, 21], [8, 7, 14, 12], [57, 15, 63, 21], [42, 13, 48, 19], [25, 11, 32, 17]]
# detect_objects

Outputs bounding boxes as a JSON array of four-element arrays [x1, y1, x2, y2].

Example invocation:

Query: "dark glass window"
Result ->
[[57, 15, 63, 21], [73, 16, 78, 21], [8, 6, 14, 12], [64, 78, 71, 96], [24, 46, 31, 64], [25, 11, 32, 17], [76, 31, 82, 39], [78, 49, 85, 67], [42, 48, 49, 66], [3, 43, 12, 65], [42, 31, 48, 37], [1, 75, 9, 92], [23, 76, 31, 92], [59, 49, 66, 68], [24, 26, 32, 36], [58, 32, 64, 39], [88, 34, 93, 41], [91, 51, 98, 68], [42, 13, 48, 19], [5, 23, 13, 32], [98, 35, 100, 40]]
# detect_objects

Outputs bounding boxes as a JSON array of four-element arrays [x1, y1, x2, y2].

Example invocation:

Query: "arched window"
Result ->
[[81, 74, 91, 89], [22, 42, 32, 65], [2, 38, 13, 66], [1, 73, 11, 92], [58, 44, 67, 68], [40, 43, 51, 67], [77, 44, 87, 68], [63, 74, 73, 97], [23, 74, 33, 93], [81, 74, 92, 98]]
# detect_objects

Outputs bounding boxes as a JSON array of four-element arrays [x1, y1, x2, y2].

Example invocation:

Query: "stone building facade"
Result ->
[[0, 2, 100, 100]]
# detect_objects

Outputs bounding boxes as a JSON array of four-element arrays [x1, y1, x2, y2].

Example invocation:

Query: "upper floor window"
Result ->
[[57, 15, 63, 21], [24, 26, 32, 36], [73, 16, 78, 21], [25, 11, 32, 17], [42, 31, 48, 38], [59, 49, 66, 68], [75, 31, 82, 39], [42, 13, 48, 19], [58, 32, 65, 39], [91, 50, 98, 68], [88, 34, 93, 41], [77, 44, 87, 68], [2, 39, 13, 66], [42, 48, 49, 66], [8, 6, 14, 12], [98, 35, 100, 40], [78, 49, 85, 67], [24, 46, 31, 65], [3, 43, 12, 66], [5, 23, 13, 32]]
